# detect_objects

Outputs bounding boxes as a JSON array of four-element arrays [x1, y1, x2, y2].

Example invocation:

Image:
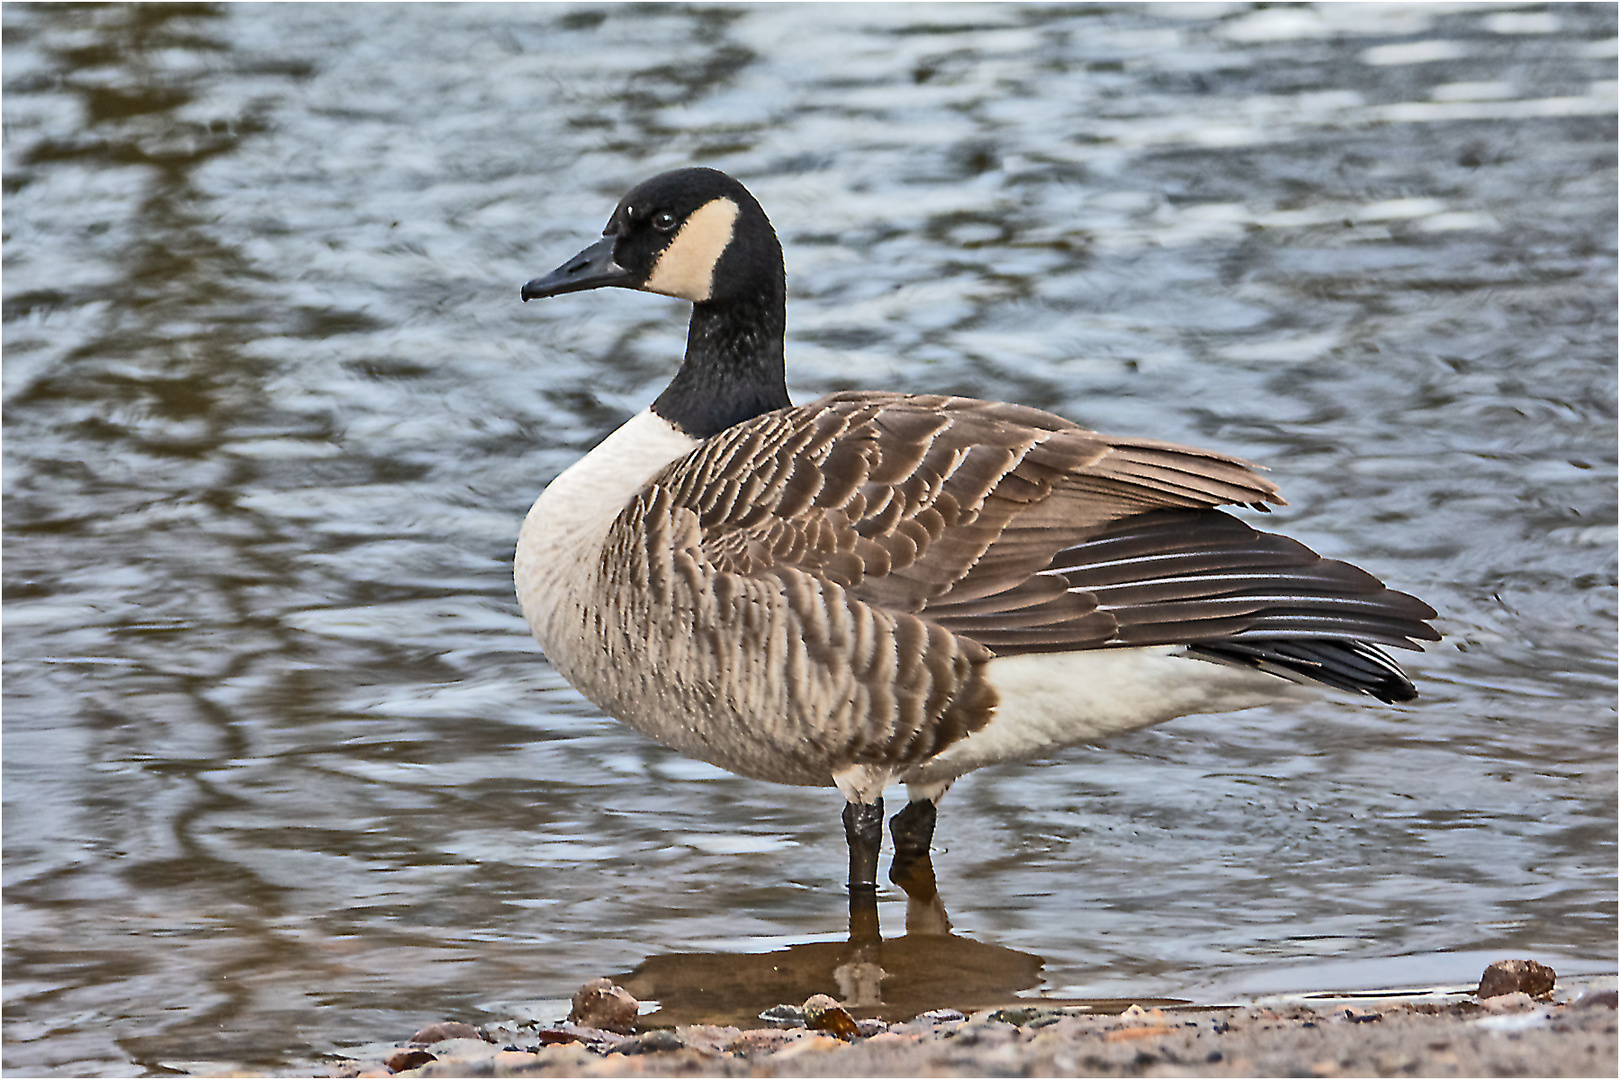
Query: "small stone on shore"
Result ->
[[610, 1029, 687, 1055], [1478, 958, 1557, 1000], [801, 993, 859, 1038], [407, 1021, 486, 1045], [570, 977, 640, 1034], [381, 1048, 435, 1072]]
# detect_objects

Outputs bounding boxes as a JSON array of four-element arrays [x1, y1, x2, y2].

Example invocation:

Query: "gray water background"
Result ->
[[3, 3, 1615, 1074]]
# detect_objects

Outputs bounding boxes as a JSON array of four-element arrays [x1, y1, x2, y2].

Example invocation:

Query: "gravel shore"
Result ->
[[326, 971, 1617, 1078]]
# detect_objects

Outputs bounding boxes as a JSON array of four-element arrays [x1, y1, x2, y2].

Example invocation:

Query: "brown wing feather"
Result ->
[[658, 390, 1284, 624], [628, 392, 1434, 766], [646, 392, 1434, 659], [930, 507, 1439, 657]]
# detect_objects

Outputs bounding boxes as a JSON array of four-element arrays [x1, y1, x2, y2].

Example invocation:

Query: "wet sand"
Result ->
[[326, 976, 1616, 1078]]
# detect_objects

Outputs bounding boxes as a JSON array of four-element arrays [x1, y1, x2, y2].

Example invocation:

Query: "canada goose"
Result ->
[[516, 167, 1438, 901]]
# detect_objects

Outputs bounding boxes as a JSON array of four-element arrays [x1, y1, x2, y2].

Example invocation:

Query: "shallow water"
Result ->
[[3, 3, 1615, 1074]]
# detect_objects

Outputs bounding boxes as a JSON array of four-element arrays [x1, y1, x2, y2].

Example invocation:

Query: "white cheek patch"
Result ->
[[644, 197, 740, 301]]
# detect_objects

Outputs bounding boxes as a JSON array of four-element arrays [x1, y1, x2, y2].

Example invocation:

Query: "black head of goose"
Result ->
[[517, 167, 1439, 905]]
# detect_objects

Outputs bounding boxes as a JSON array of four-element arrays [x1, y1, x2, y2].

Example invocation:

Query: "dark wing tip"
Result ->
[[1190, 639, 1421, 703]]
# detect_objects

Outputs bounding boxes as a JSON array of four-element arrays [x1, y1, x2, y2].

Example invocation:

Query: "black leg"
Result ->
[[843, 798, 884, 945], [889, 799, 952, 935], [842, 797, 885, 889], [889, 798, 936, 857], [887, 799, 938, 902]]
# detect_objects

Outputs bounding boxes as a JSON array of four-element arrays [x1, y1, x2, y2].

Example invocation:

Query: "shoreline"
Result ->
[[319, 968, 1617, 1078]]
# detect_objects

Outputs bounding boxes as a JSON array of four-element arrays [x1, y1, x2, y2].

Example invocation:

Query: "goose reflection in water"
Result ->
[[613, 847, 1184, 1028]]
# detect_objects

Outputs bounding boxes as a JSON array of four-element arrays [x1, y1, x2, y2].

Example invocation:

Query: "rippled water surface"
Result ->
[[4, 3, 1616, 1074]]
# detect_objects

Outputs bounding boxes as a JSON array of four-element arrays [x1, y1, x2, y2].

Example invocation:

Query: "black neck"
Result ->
[[652, 287, 791, 440]]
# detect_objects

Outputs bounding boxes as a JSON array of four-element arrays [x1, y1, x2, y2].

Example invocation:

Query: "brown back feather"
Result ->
[[624, 393, 1434, 763]]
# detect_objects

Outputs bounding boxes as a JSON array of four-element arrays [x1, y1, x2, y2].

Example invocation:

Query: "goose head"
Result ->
[[521, 168, 792, 439], [521, 167, 782, 305]]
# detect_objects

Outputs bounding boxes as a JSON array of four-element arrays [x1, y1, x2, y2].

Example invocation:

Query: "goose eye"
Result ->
[[651, 211, 679, 233]]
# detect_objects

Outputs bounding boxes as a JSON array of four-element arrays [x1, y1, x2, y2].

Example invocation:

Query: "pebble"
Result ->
[[570, 977, 640, 1034], [407, 1021, 486, 1045], [552, 1022, 629, 1052], [758, 1003, 805, 1027], [1478, 958, 1557, 1000], [609, 1029, 686, 1055], [1120, 1004, 1164, 1019], [983, 1005, 1069, 1027], [382, 1048, 435, 1072], [801, 993, 859, 1038], [673, 1024, 743, 1054], [915, 1008, 966, 1024], [531, 1027, 581, 1046], [418, 1037, 501, 1061], [1572, 988, 1619, 1010], [727, 1028, 801, 1055]]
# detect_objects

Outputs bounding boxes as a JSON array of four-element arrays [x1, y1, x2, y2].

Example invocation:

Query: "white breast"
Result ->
[[514, 409, 699, 655]]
